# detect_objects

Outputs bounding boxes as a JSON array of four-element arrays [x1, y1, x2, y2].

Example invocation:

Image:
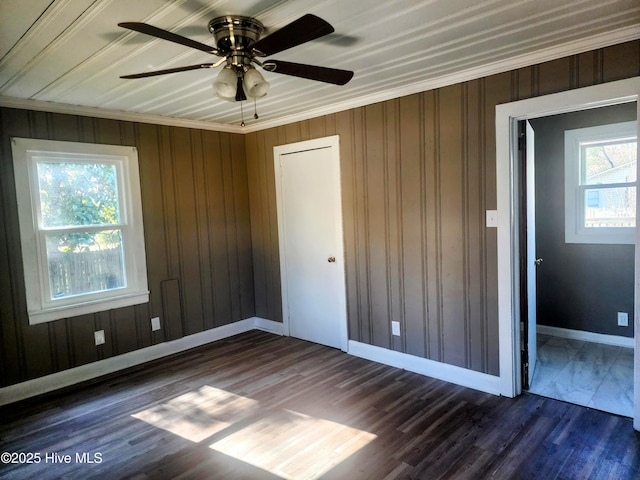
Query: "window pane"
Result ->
[[584, 186, 636, 228], [37, 162, 120, 227], [46, 229, 126, 299], [582, 141, 637, 185]]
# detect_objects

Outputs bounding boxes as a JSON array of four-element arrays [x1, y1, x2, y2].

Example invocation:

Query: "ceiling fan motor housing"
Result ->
[[208, 16, 264, 57]]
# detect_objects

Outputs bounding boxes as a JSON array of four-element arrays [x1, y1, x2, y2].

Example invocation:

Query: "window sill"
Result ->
[[28, 291, 150, 325]]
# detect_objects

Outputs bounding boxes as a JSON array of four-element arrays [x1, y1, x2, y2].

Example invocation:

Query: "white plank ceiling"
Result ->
[[1, 0, 639, 132]]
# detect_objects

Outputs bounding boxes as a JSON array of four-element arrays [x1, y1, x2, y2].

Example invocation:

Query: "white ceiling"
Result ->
[[1, 0, 639, 133]]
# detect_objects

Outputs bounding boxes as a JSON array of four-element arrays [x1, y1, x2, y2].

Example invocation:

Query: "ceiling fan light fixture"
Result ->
[[215, 90, 237, 102], [243, 67, 269, 98], [118, 14, 354, 113], [213, 66, 237, 99]]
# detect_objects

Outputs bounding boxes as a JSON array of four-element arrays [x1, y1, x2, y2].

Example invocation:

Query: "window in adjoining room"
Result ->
[[564, 121, 637, 244]]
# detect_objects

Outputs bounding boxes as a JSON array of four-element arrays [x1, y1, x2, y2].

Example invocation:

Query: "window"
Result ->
[[11, 138, 149, 324], [564, 121, 637, 244]]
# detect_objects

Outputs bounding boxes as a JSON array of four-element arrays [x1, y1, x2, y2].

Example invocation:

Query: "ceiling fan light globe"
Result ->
[[213, 67, 237, 98], [215, 91, 237, 102], [244, 68, 270, 98]]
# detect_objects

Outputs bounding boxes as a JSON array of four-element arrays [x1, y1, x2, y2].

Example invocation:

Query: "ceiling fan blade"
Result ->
[[263, 60, 353, 85], [119, 22, 218, 54], [251, 14, 334, 56], [121, 63, 215, 79], [235, 76, 247, 101]]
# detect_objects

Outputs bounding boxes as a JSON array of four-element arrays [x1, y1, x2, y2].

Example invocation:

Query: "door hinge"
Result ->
[[518, 133, 526, 152], [521, 349, 529, 390]]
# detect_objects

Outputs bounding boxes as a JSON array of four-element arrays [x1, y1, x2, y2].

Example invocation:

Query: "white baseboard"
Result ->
[[347, 340, 502, 395], [253, 317, 285, 335], [537, 324, 634, 348], [0, 317, 278, 406], [1, 317, 505, 406]]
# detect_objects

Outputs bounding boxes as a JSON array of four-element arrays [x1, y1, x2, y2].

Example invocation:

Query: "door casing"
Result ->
[[495, 77, 640, 429], [273, 135, 348, 352]]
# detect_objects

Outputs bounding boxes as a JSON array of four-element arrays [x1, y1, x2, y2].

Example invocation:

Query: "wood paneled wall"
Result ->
[[1, 41, 638, 388], [0, 110, 254, 387], [246, 40, 640, 376]]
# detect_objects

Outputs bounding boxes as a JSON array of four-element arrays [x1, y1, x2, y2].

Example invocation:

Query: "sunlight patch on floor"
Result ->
[[132, 385, 376, 479], [131, 385, 260, 442], [209, 409, 377, 480]]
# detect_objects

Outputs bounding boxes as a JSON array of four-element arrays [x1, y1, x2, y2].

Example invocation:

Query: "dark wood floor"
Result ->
[[1, 330, 639, 480]]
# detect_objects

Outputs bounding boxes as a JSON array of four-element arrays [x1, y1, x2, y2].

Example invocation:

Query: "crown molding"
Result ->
[[1, 25, 638, 135], [0, 96, 244, 133], [242, 25, 640, 132]]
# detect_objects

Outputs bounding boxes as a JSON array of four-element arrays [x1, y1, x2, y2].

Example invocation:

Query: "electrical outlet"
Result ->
[[151, 317, 161, 331], [94, 330, 105, 346], [392, 321, 400, 336], [617, 312, 629, 327]]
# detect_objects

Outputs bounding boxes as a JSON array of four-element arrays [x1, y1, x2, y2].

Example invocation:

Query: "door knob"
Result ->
[[535, 258, 543, 266], [328, 257, 336, 263]]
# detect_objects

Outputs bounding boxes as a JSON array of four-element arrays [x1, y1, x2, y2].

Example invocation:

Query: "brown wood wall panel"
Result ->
[[50, 320, 70, 372], [246, 129, 284, 322], [161, 278, 183, 340], [465, 80, 486, 373], [335, 110, 359, 342], [537, 58, 573, 96], [0, 110, 254, 387], [245, 40, 640, 376], [353, 108, 370, 344], [602, 42, 640, 82], [245, 134, 266, 318], [423, 90, 441, 361], [439, 84, 467, 368], [364, 103, 389, 349], [173, 127, 203, 336], [399, 94, 427, 358], [136, 123, 168, 344], [192, 131, 213, 332], [384, 100, 404, 354], [221, 134, 242, 322], [208, 132, 233, 327], [230, 134, 255, 320], [22, 323, 52, 379]]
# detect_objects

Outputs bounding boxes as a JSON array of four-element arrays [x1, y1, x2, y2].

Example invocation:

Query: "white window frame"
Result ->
[[11, 138, 149, 325], [564, 120, 637, 244]]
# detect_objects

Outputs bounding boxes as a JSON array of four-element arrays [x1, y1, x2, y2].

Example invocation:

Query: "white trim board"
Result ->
[[348, 341, 502, 395], [0, 317, 283, 407], [537, 325, 634, 349]]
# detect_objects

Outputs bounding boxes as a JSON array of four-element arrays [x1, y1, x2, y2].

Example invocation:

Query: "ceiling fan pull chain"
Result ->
[[240, 101, 245, 127], [253, 98, 259, 120]]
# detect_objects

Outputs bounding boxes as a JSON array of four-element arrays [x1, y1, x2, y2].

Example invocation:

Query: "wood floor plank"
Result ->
[[0, 330, 638, 480]]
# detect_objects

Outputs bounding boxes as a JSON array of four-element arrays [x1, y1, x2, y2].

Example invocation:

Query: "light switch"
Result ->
[[486, 210, 498, 228]]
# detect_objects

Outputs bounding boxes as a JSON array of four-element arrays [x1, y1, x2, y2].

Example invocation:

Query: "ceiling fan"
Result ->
[[118, 14, 354, 104]]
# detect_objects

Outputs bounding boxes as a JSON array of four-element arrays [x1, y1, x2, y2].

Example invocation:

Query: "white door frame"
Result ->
[[495, 77, 640, 429], [273, 135, 349, 352]]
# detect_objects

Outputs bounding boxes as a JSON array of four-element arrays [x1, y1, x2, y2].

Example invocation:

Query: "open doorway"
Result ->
[[495, 77, 640, 430], [522, 104, 636, 417]]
